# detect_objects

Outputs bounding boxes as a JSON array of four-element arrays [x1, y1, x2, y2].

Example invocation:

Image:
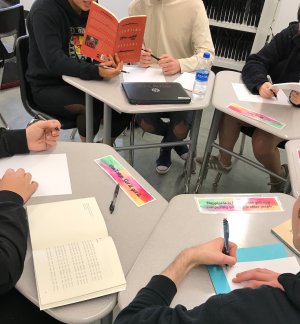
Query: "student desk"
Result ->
[[118, 193, 296, 310], [286, 140, 300, 198], [195, 70, 300, 192], [63, 70, 215, 193], [15, 142, 168, 324]]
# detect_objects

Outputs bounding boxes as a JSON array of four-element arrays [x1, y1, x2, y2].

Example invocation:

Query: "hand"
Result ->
[[258, 82, 278, 99], [290, 90, 300, 105], [98, 54, 123, 78], [158, 54, 181, 75], [188, 237, 237, 267], [26, 120, 60, 152], [139, 48, 153, 68], [0, 168, 38, 203], [232, 268, 284, 290]]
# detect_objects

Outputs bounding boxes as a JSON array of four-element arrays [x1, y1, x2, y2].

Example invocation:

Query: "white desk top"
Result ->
[[63, 69, 215, 114], [286, 140, 300, 198], [16, 142, 168, 323], [212, 71, 300, 140], [118, 193, 296, 310]]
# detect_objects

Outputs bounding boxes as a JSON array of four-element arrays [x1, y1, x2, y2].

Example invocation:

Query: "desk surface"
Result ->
[[286, 140, 300, 198], [118, 193, 296, 310], [63, 69, 215, 114], [212, 71, 300, 140], [16, 142, 168, 323]]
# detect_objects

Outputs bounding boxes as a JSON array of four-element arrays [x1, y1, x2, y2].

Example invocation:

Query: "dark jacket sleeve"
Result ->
[[241, 27, 292, 94], [114, 275, 222, 324], [0, 128, 29, 157], [30, 9, 100, 80], [0, 191, 27, 295]]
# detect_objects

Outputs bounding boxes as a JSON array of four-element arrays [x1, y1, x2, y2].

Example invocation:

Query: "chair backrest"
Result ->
[[0, 4, 25, 41]]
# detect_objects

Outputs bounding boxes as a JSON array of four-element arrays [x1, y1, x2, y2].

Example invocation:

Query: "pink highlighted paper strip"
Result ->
[[95, 155, 155, 207], [298, 149, 300, 160], [196, 197, 283, 213], [227, 103, 286, 130]]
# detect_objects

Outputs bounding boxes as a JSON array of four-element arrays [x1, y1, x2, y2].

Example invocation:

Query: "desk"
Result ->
[[16, 142, 168, 324], [118, 193, 296, 310], [63, 70, 215, 193], [286, 140, 300, 198], [195, 70, 300, 192]]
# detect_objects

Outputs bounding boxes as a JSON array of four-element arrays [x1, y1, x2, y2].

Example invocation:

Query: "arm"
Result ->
[[0, 128, 29, 158], [115, 238, 237, 324]]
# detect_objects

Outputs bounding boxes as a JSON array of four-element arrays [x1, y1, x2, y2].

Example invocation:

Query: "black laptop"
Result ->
[[122, 82, 191, 105]]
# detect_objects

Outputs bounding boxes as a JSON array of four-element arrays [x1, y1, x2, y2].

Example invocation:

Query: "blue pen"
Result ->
[[223, 218, 230, 256]]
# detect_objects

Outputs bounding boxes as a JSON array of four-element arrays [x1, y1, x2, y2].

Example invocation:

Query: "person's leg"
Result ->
[[111, 111, 132, 140], [32, 84, 102, 141], [252, 129, 288, 192]]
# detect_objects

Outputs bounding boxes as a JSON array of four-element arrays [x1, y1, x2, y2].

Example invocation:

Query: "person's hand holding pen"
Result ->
[[157, 54, 181, 75], [98, 54, 124, 78], [140, 48, 156, 68], [258, 80, 279, 100]]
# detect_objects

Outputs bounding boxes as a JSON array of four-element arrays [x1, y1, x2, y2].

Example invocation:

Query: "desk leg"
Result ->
[[184, 110, 202, 194], [103, 104, 112, 145], [194, 109, 222, 193], [100, 312, 113, 324], [86, 93, 94, 143]]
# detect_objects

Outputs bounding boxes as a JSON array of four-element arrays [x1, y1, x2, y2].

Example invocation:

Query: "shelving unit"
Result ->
[[203, 0, 280, 71]]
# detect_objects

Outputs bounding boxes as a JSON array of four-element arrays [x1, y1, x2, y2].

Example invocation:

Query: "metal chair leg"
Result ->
[[239, 133, 246, 155], [70, 128, 77, 140], [0, 113, 8, 129]]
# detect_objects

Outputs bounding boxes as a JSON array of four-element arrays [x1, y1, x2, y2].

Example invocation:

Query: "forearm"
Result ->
[[0, 129, 28, 158]]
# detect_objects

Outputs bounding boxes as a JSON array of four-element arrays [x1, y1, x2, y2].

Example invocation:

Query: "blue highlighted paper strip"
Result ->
[[207, 243, 288, 294]]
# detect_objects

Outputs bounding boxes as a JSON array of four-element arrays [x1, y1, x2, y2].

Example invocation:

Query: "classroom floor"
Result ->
[[0, 84, 288, 201]]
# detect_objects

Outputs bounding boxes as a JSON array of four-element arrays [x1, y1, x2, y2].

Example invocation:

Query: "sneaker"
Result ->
[[156, 149, 172, 175], [174, 145, 189, 160], [196, 155, 232, 173], [268, 164, 289, 193]]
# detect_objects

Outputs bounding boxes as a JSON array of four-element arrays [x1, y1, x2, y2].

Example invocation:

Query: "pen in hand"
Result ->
[[141, 48, 160, 61], [267, 75, 278, 100], [109, 184, 120, 214], [100, 65, 129, 73], [223, 218, 230, 256]]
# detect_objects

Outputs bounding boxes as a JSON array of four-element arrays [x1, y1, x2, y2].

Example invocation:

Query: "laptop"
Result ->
[[122, 82, 191, 104]]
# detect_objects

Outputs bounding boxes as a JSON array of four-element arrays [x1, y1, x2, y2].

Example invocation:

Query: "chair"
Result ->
[[16, 35, 77, 138]]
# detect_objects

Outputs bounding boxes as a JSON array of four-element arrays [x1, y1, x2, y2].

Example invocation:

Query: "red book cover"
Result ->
[[81, 2, 146, 63]]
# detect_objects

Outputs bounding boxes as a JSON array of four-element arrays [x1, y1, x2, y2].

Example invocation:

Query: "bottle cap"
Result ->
[[203, 52, 210, 59]]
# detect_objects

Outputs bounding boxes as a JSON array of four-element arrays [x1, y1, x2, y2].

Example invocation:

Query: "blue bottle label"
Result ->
[[196, 69, 209, 82]]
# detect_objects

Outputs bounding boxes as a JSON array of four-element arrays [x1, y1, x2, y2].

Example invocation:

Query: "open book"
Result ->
[[27, 197, 126, 310], [81, 2, 146, 63], [269, 82, 300, 92], [271, 219, 300, 257]]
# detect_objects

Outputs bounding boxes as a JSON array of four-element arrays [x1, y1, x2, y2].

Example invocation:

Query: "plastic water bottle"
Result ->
[[192, 52, 211, 99]]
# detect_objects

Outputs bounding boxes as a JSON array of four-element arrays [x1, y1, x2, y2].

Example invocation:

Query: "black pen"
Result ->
[[109, 184, 120, 214], [141, 48, 160, 61], [223, 218, 230, 256], [100, 65, 129, 73], [33, 114, 60, 131], [267, 75, 278, 100]]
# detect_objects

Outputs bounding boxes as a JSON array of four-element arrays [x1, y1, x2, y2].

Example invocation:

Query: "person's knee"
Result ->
[[173, 122, 189, 140], [252, 137, 273, 160]]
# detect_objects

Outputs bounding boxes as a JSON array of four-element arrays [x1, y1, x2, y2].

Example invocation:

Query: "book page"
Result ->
[[81, 2, 118, 62], [115, 15, 146, 63], [33, 237, 126, 309], [225, 257, 300, 291], [0, 154, 71, 197], [27, 197, 108, 250], [270, 82, 300, 92]]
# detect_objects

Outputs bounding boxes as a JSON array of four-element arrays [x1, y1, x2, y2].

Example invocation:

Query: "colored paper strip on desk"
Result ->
[[227, 103, 286, 129], [95, 155, 155, 207], [208, 243, 291, 294], [195, 197, 283, 213], [298, 149, 300, 160]]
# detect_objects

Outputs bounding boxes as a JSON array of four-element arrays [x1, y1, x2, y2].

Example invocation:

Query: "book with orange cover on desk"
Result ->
[[27, 197, 126, 310], [81, 2, 146, 63]]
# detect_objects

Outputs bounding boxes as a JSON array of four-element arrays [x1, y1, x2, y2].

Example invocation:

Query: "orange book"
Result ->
[[81, 2, 146, 63]]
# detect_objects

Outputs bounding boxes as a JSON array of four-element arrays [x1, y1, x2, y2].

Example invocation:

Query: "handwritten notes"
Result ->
[[195, 197, 283, 213], [95, 155, 155, 207]]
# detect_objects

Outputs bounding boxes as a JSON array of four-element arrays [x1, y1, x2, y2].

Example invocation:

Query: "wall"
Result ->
[[272, 0, 299, 34], [98, 0, 131, 18]]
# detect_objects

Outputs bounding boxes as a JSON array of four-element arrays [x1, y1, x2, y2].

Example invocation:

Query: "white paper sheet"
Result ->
[[225, 256, 300, 291], [270, 82, 300, 92], [173, 72, 196, 92], [122, 66, 166, 82], [232, 83, 290, 106], [0, 154, 72, 196]]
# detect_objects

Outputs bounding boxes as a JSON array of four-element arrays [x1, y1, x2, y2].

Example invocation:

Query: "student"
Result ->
[[26, 0, 131, 142], [129, 0, 214, 174], [115, 198, 300, 324], [199, 7, 300, 192]]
